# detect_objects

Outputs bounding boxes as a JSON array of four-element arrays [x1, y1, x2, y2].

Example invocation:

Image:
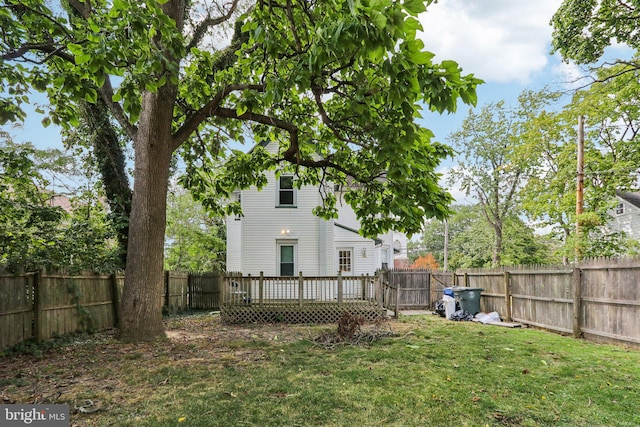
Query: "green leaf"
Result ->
[[404, 0, 427, 15], [370, 11, 387, 31]]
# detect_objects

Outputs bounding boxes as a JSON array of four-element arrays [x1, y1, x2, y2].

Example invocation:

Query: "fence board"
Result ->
[[383, 270, 432, 309], [581, 263, 640, 346], [0, 273, 34, 350], [190, 272, 222, 310]]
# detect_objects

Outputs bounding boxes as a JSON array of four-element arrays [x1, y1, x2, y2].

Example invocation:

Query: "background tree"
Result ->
[[551, 0, 640, 68], [448, 100, 532, 266], [520, 78, 640, 261], [0, 135, 63, 270], [0, 135, 118, 272], [411, 204, 550, 269], [1, 0, 481, 341], [64, 100, 132, 269], [164, 185, 225, 272], [410, 253, 439, 270]]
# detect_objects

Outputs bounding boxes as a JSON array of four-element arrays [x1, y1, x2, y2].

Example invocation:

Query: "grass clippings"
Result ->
[[1, 312, 639, 426]]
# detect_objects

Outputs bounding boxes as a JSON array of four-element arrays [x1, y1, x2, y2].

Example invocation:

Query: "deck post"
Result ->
[[338, 271, 344, 307], [298, 271, 304, 308], [246, 274, 252, 304], [362, 274, 368, 300], [259, 272, 264, 307]]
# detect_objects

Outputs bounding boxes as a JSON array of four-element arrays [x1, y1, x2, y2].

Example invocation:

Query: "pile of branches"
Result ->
[[313, 312, 397, 349]]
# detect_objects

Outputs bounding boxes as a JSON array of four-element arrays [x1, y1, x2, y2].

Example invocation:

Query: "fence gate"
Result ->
[[386, 270, 432, 310]]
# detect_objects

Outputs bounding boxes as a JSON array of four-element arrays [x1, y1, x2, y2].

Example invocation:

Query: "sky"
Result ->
[[4, 0, 630, 187], [417, 0, 572, 202]]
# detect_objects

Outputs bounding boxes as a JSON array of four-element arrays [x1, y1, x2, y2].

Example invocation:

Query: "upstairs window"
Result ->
[[616, 202, 625, 215], [234, 192, 242, 221], [277, 175, 296, 207]]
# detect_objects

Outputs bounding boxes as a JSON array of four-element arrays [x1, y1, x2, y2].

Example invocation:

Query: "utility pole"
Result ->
[[443, 220, 449, 271], [575, 115, 585, 262]]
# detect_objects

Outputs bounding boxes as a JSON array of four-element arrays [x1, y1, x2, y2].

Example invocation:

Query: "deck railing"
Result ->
[[222, 272, 382, 307]]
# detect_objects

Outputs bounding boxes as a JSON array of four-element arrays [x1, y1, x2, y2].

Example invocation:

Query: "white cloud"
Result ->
[[550, 60, 588, 90], [419, 0, 563, 84]]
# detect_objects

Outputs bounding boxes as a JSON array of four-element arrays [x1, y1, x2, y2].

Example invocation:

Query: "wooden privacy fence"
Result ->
[[220, 272, 386, 323], [0, 270, 120, 352], [450, 257, 640, 348], [0, 269, 223, 352]]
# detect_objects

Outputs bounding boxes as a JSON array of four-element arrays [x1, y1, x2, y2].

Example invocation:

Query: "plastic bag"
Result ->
[[434, 300, 446, 317], [475, 311, 501, 324], [450, 310, 473, 321]]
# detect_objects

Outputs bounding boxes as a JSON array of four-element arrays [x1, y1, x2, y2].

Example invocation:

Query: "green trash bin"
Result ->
[[452, 287, 484, 315]]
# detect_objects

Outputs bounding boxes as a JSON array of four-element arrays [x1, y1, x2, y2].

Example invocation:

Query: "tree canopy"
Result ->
[[551, 0, 640, 66], [0, 134, 119, 272], [1, 0, 481, 341]]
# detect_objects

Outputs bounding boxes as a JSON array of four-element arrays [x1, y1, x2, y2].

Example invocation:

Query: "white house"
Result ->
[[226, 142, 408, 276], [607, 191, 640, 240]]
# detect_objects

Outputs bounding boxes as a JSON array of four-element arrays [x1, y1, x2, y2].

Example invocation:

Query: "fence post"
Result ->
[[110, 273, 120, 327], [220, 275, 225, 305], [572, 268, 582, 338], [259, 272, 264, 307], [187, 273, 193, 310], [298, 272, 304, 308], [337, 271, 343, 306], [375, 273, 383, 308], [164, 271, 170, 312], [503, 271, 512, 322], [451, 272, 456, 287], [33, 269, 44, 342], [464, 272, 469, 287], [394, 279, 400, 318]]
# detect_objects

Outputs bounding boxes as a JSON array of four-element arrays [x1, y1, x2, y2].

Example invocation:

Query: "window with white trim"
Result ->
[[277, 175, 296, 207], [278, 241, 297, 276], [616, 202, 625, 215], [381, 247, 389, 270], [234, 192, 242, 221]]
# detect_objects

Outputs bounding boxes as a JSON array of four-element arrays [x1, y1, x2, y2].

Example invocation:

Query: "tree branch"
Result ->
[[186, 0, 241, 51], [97, 76, 138, 140], [171, 83, 266, 150]]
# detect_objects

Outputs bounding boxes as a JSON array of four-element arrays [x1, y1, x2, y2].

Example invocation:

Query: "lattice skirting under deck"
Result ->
[[220, 302, 386, 324]]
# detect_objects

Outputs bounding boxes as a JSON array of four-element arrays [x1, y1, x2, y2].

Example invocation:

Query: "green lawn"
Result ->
[[1, 313, 639, 426]]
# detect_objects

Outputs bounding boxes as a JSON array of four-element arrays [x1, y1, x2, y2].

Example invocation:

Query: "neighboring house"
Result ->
[[226, 142, 408, 276], [607, 191, 640, 240]]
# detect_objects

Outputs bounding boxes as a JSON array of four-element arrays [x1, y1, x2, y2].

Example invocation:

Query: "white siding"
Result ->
[[226, 191, 242, 272], [334, 225, 375, 276], [608, 199, 640, 240], [226, 141, 406, 276], [239, 167, 326, 276]]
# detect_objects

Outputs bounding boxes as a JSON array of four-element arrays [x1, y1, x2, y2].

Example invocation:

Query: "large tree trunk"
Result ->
[[117, 0, 184, 342], [492, 222, 503, 267], [118, 90, 175, 341]]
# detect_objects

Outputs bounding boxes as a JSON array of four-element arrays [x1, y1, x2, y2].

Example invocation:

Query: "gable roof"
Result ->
[[616, 191, 640, 209], [335, 223, 383, 245]]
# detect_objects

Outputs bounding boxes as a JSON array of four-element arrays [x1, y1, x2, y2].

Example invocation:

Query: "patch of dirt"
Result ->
[[0, 312, 408, 424]]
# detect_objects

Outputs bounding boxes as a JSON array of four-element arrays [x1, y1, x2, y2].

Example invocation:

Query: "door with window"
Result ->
[[278, 242, 297, 276], [337, 248, 353, 276]]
